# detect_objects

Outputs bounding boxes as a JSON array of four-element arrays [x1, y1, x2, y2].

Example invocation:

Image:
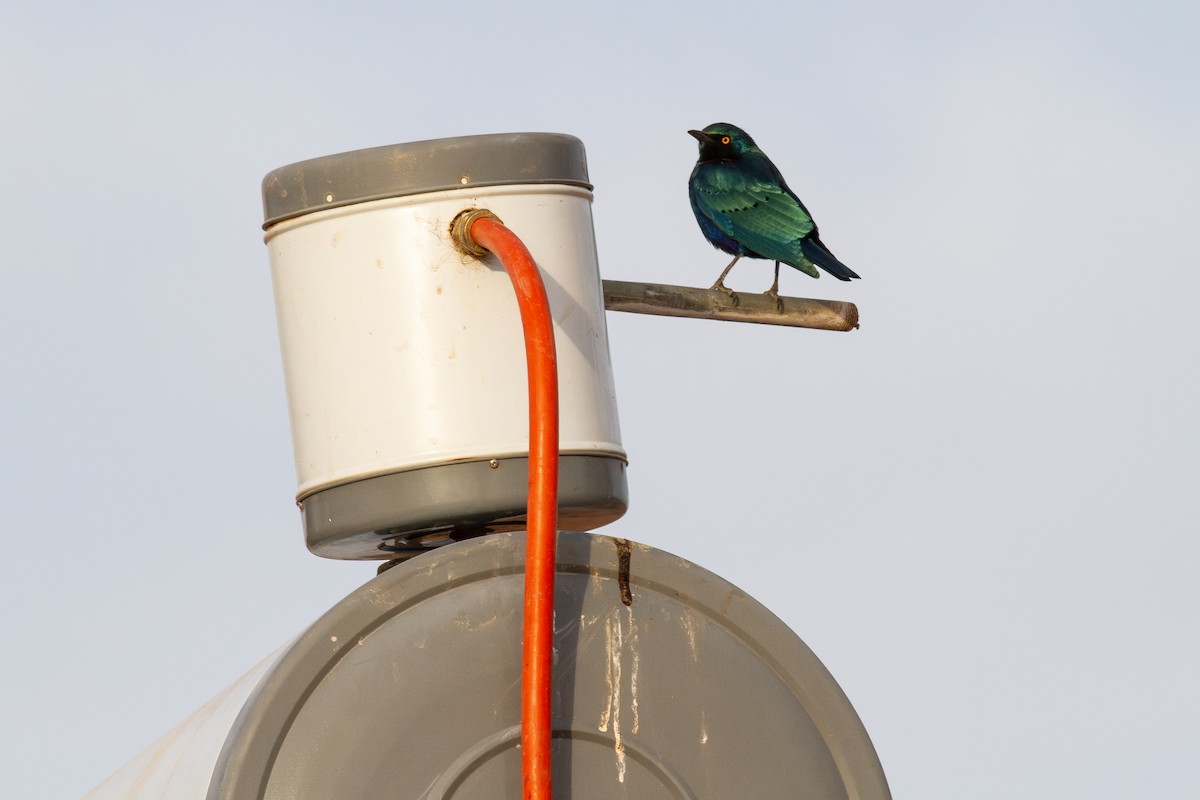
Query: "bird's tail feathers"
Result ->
[[799, 237, 860, 281]]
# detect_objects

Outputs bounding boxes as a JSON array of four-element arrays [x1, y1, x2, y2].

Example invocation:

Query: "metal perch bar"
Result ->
[[602, 280, 859, 332]]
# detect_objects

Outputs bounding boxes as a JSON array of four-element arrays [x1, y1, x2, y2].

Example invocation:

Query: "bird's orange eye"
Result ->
[[721, 136, 731, 144]]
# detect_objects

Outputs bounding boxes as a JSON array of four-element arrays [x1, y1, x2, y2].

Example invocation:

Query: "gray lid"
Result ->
[[261, 132, 592, 229], [208, 531, 891, 799]]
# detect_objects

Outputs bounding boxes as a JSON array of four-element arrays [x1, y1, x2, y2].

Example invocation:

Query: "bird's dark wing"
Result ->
[[691, 166, 819, 274]]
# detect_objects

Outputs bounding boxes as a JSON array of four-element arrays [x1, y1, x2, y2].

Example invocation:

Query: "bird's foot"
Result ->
[[763, 287, 784, 313], [705, 281, 734, 303], [710, 281, 739, 306]]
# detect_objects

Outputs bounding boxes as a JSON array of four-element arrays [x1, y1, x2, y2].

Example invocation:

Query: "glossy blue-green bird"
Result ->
[[688, 123, 859, 300]]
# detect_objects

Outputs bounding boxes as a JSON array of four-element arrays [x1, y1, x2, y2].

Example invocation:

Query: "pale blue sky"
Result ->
[[3, 1, 1198, 797]]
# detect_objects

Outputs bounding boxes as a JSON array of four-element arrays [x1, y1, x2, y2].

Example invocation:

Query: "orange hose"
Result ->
[[468, 215, 559, 800]]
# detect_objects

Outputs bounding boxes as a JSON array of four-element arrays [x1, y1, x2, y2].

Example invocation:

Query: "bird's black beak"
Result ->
[[688, 129, 714, 144]]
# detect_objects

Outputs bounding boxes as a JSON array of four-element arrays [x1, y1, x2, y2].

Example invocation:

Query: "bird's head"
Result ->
[[688, 123, 756, 162]]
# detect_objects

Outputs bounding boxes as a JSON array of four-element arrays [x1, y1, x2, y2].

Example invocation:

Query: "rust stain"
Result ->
[[615, 538, 633, 606]]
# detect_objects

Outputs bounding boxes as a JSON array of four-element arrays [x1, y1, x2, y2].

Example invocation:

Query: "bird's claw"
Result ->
[[710, 281, 739, 306], [763, 288, 783, 312]]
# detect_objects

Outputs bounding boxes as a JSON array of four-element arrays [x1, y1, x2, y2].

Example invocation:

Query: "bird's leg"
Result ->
[[710, 255, 742, 296], [764, 261, 783, 311]]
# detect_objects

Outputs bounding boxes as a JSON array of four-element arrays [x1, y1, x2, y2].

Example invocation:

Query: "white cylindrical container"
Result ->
[[261, 134, 627, 560]]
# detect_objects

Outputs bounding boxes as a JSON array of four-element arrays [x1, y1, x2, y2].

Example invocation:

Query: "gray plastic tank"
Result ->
[[85, 532, 890, 799]]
